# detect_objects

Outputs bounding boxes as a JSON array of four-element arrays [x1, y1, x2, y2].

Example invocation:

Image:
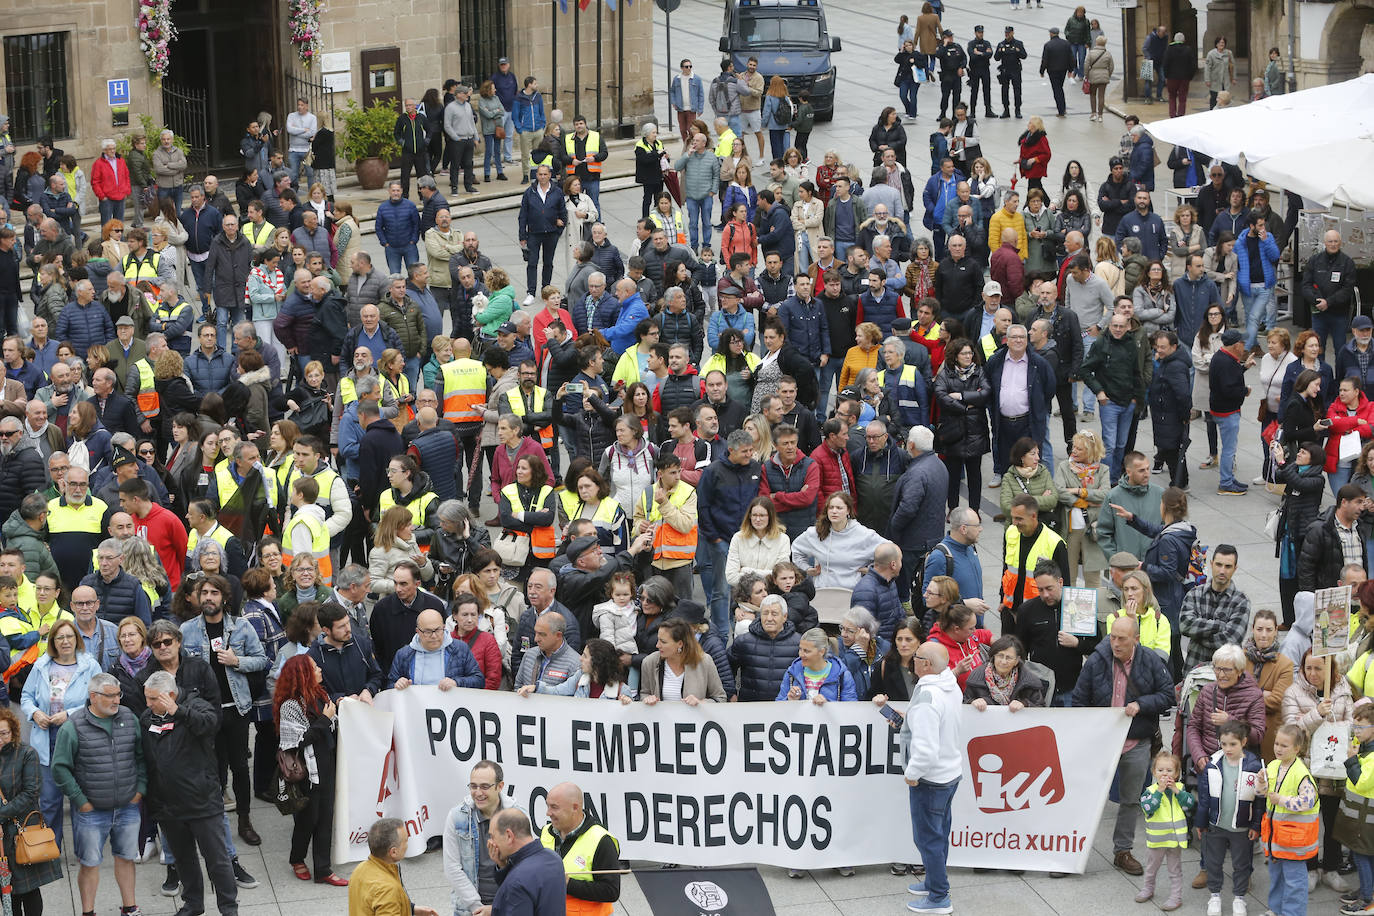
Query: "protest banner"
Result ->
[[334, 688, 1129, 873]]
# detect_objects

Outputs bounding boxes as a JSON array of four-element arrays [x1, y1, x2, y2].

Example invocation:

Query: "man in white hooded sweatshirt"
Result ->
[[901, 642, 963, 915]]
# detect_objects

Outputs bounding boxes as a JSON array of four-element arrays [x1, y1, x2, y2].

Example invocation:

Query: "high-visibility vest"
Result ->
[[558, 488, 581, 525], [1000, 524, 1064, 609], [243, 220, 276, 248], [1142, 783, 1190, 849], [639, 483, 697, 562], [383, 372, 415, 423], [154, 299, 192, 338], [214, 464, 240, 509], [187, 522, 232, 562], [648, 208, 686, 246], [1106, 608, 1172, 658], [540, 823, 619, 916], [340, 375, 360, 407], [501, 483, 558, 559], [1262, 758, 1319, 860], [506, 386, 553, 450], [878, 364, 921, 415], [714, 129, 737, 159], [47, 496, 107, 538], [565, 131, 603, 175], [276, 464, 341, 525], [980, 332, 997, 359], [378, 488, 438, 540], [442, 358, 487, 425], [121, 250, 161, 282], [134, 358, 159, 418], [282, 511, 333, 586]]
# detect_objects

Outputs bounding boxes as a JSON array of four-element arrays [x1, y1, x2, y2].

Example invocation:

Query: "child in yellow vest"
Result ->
[[1259, 723, 1317, 916], [1137, 751, 1195, 910], [1335, 704, 1374, 915]]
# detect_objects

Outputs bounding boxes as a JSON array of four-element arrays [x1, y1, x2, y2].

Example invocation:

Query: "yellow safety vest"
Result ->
[[1001, 524, 1064, 609], [187, 522, 233, 561], [214, 464, 240, 509], [282, 511, 333, 586], [648, 208, 686, 245], [564, 131, 603, 174], [505, 386, 553, 450], [340, 376, 359, 407], [714, 129, 737, 158], [1262, 758, 1319, 860], [639, 483, 697, 562], [980, 332, 997, 359], [134, 358, 159, 418], [501, 483, 558, 559], [383, 372, 414, 424], [1106, 608, 1172, 657], [540, 823, 619, 916], [243, 220, 277, 248], [442, 358, 487, 425], [378, 488, 438, 530], [276, 464, 341, 524], [47, 496, 107, 538], [1142, 783, 1190, 849], [0, 604, 73, 661], [121, 250, 161, 282]]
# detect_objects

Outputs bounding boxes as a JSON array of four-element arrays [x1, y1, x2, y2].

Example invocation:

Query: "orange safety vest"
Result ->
[[134, 359, 159, 418], [441, 357, 486, 425], [639, 483, 696, 562], [1261, 758, 1319, 860], [1000, 523, 1063, 609], [501, 483, 558, 559], [564, 130, 603, 175], [505, 386, 553, 450]]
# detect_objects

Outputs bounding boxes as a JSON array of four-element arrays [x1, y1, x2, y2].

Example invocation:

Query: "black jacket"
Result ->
[[1299, 506, 1370, 592], [728, 618, 801, 702], [1208, 348, 1247, 415], [994, 39, 1028, 75], [542, 814, 621, 904], [1277, 462, 1326, 552], [1015, 596, 1095, 695], [1039, 37, 1075, 74], [934, 255, 984, 317], [933, 364, 991, 457], [557, 552, 638, 640], [776, 344, 819, 409], [1149, 347, 1192, 449], [1162, 42, 1197, 81], [868, 122, 908, 167], [1301, 249, 1358, 315], [1030, 305, 1084, 381], [93, 391, 144, 438], [1097, 177, 1135, 236], [131, 651, 220, 716], [1071, 640, 1175, 740], [935, 42, 968, 78], [369, 590, 445, 675], [140, 694, 222, 820], [964, 661, 1047, 706], [309, 629, 386, 701], [0, 440, 46, 523], [819, 291, 858, 357]]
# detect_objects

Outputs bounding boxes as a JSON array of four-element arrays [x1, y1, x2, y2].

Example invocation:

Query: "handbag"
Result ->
[[287, 395, 330, 435], [276, 746, 308, 784], [1263, 506, 1282, 541], [1081, 78, 1091, 95], [1340, 430, 1363, 464], [495, 126, 507, 141], [493, 531, 531, 567], [1139, 59, 1155, 82], [13, 812, 58, 865], [272, 773, 310, 816]]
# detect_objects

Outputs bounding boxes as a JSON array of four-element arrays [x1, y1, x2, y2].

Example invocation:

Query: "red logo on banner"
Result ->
[[968, 725, 1066, 813]]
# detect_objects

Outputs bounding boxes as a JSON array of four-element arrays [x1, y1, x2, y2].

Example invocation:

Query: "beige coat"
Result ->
[[1246, 651, 1295, 760], [1282, 675, 1356, 792], [1085, 46, 1115, 85], [916, 13, 941, 55], [640, 653, 727, 702]]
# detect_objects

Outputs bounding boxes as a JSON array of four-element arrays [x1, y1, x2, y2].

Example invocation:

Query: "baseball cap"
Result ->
[[1109, 551, 1140, 569], [983, 280, 1003, 297], [1355, 316, 1374, 330], [497, 322, 517, 335], [974, 24, 984, 32], [498, 57, 510, 64]]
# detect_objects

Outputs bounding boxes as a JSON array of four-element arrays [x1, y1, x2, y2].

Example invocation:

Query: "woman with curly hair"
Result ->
[[574, 637, 631, 700], [273, 654, 346, 885]]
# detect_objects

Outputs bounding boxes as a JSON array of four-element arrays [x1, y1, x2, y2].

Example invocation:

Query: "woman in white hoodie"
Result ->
[[790, 492, 888, 589], [726, 496, 792, 586]]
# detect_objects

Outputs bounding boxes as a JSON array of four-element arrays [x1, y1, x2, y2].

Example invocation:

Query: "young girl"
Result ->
[[1336, 703, 1374, 915], [593, 571, 639, 657], [771, 561, 819, 632], [1138, 751, 1196, 910], [1259, 723, 1317, 916], [1197, 720, 1264, 916]]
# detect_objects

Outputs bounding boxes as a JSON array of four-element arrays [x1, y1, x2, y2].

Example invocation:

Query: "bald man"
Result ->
[[387, 608, 485, 691], [1310, 228, 1359, 363], [89, 366, 144, 437], [902, 640, 961, 912], [539, 782, 622, 914]]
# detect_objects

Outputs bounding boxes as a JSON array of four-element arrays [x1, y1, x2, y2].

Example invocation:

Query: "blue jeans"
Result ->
[[1330, 464, 1355, 498], [685, 196, 714, 251], [769, 130, 789, 161], [909, 778, 959, 903], [39, 761, 64, 849], [72, 802, 140, 867], [1269, 857, 1307, 916], [897, 79, 920, 118], [404, 355, 421, 392], [1100, 400, 1135, 483], [1356, 852, 1374, 903], [1241, 284, 1277, 351], [1215, 411, 1241, 489], [189, 257, 211, 313], [1071, 43, 1087, 77], [98, 198, 125, 224], [159, 812, 239, 866], [384, 243, 421, 276], [483, 134, 505, 178], [835, 240, 854, 262], [288, 149, 315, 190], [727, 114, 743, 136], [157, 186, 184, 210], [1311, 309, 1350, 361], [700, 536, 731, 641], [796, 234, 813, 273], [216, 305, 246, 350], [584, 179, 601, 211], [817, 357, 841, 423]]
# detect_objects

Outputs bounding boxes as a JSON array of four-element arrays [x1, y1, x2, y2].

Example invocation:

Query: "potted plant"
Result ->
[[339, 98, 400, 190]]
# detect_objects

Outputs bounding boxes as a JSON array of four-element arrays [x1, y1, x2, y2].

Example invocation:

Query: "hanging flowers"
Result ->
[[289, 0, 325, 68], [137, 0, 177, 82]]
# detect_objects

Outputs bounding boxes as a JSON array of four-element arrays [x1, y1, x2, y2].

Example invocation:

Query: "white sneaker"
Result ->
[[139, 837, 158, 863], [1207, 895, 1221, 916], [1326, 871, 1355, 893], [1310, 870, 1321, 892], [1232, 897, 1247, 916], [1251, 476, 1267, 486], [522, 294, 535, 307]]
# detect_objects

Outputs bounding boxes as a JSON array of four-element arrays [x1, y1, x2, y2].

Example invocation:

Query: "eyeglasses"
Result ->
[[417, 627, 444, 637], [468, 782, 497, 791], [72, 599, 99, 607], [92, 691, 121, 699], [1213, 665, 1236, 674], [151, 638, 176, 648]]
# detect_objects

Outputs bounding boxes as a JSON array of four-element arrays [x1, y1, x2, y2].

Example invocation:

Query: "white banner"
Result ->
[[334, 688, 1130, 873]]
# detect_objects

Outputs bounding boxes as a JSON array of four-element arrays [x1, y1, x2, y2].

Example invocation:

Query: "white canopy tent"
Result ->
[[1144, 74, 1374, 210]]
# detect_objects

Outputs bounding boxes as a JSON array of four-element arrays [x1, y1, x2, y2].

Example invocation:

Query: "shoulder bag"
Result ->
[[13, 812, 58, 865], [276, 746, 309, 784]]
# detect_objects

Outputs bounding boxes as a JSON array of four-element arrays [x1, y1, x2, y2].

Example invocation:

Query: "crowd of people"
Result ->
[[0, 11, 1360, 916]]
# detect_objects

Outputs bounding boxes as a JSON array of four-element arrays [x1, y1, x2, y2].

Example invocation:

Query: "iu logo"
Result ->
[[968, 725, 1066, 813]]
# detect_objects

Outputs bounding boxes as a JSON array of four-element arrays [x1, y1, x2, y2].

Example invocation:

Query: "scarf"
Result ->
[[118, 647, 151, 678], [986, 664, 1019, 705], [955, 363, 976, 381], [1243, 636, 1278, 667], [1069, 460, 1096, 509]]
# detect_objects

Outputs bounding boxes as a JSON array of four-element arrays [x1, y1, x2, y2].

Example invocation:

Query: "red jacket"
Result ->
[[1017, 131, 1052, 180], [1324, 392, 1374, 472], [133, 503, 188, 590], [455, 627, 503, 690], [808, 441, 855, 505], [758, 453, 821, 514], [489, 436, 554, 502], [927, 622, 994, 690], [91, 155, 132, 203], [989, 243, 1026, 300]]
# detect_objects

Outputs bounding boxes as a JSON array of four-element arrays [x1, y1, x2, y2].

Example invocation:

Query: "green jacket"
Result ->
[[126, 147, 153, 186], [1079, 330, 1145, 406], [377, 294, 428, 362], [474, 285, 517, 336], [1064, 14, 1092, 45], [1094, 479, 1163, 559], [0, 511, 57, 582]]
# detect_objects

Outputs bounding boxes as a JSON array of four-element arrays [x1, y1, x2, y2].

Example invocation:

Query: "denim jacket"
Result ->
[[179, 614, 268, 715], [443, 798, 527, 915]]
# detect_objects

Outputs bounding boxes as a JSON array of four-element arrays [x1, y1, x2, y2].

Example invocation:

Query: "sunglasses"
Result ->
[[151, 638, 176, 648]]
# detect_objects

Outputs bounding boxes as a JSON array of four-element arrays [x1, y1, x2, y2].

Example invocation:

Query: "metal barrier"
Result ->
[[285, 70, 337, 128]]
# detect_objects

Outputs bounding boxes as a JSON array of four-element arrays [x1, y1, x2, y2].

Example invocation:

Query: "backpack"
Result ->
[[774, 96, 794, 127], [1184, 541, 1208, 591], [710, 77, 732, 115]]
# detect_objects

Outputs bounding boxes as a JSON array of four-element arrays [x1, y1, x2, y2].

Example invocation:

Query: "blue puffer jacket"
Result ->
[[1070, 639, 1174, 740], [387, 633, 486, 689], [691, 617, 737, 700], [851, 568, 904, 642], [1126, 516, 1197, 624], [374, 198, 421, 248], [55, 302, 114, 358], [839, 637, 889, 699], [186, 347, 234, 396], [1234, 227, 1281, 290], [512, 90, 546, 134], [776, 653, 858, 701], [697, 458, 765, 542], [728, 618, 801, 702]]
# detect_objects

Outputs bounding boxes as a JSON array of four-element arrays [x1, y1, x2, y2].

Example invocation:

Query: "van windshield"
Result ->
[[739, 11, 821, 47]]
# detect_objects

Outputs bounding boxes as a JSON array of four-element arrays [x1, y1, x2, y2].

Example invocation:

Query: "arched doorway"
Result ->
[[1322, 1, 1374, 81]]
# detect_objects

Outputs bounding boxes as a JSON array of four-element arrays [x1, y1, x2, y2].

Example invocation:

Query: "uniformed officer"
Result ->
[[935, 29, 968, 121], [966, 25, 995, 118], [995, 25, 1028, 119]]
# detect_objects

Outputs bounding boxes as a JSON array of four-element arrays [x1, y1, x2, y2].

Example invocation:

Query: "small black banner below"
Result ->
[[634, 866, 776, 916]]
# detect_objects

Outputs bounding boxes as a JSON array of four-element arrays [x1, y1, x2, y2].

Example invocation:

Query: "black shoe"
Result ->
[[1015, 110, 1023, 118], [450, 186, 459, 195], [426, 835, 443, 852], [497, 173, 508, 181], [232, 858, 259, 889], [999, 110, 1011, 118], [985, 110, 996, 118], [466, 186, 479, 193], [162, 866, 181, 897], [238, 816, 261, 846], [173, 907, 205, 916], [483, 175, 491, 183]]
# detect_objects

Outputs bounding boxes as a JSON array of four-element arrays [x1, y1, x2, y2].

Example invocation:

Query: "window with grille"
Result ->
[[4, 32, 71, 142], [458, 0, 507, 90]]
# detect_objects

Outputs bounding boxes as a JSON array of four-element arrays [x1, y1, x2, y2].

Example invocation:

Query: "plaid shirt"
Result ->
[[1179, 581, 1252, 672]]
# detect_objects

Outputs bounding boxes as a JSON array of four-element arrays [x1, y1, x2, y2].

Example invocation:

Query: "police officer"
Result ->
[[995, 25, 1028, 119], [966, 25, 995, 119], [540, 781, 621, 916], [935, 29, 967, 121]]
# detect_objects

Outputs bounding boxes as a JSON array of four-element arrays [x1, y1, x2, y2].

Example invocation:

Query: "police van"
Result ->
[[719, 0, 841, 121]]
